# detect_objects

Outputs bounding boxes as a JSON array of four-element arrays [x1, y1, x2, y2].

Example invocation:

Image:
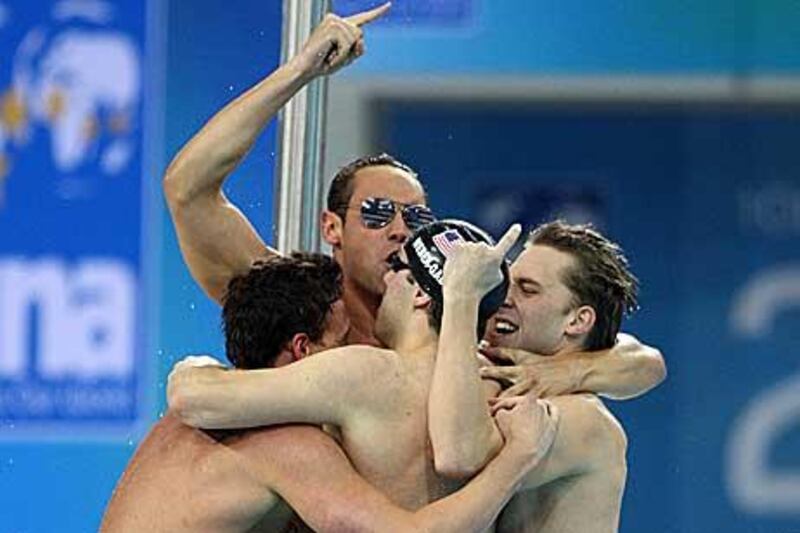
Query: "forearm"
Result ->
[[405, 445, 532, 533], [430, 295, 502, 477], [313, 446, 532, 533], [168, 367, 319, 429], [273, 427, 529, 533], [168, 348, 380, 429], [163, 57, 311, 204], [576, 335, 666, 400]]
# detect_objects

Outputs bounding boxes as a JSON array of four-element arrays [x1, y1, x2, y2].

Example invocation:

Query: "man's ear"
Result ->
[[565, 305, 596, 337], [321, 210, 344, 249], [290, 333, 312, 361], [413, 287, 432, 310]]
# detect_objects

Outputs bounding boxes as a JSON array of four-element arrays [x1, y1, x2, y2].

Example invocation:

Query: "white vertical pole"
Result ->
[[274, 0, 329, 253]]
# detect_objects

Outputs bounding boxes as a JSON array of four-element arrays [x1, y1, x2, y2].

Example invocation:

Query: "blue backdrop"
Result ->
[[2, 0, 800, 531], [0, 1, 280, 530], [376, 100, 800, 532]]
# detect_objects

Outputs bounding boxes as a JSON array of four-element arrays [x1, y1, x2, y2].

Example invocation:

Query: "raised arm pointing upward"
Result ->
[[163, 3, 390, 303]]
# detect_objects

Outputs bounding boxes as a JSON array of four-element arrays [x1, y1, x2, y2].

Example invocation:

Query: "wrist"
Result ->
[[497, 442, 539, 487], [442, 286, 483, 304], [284, 54, 318, 84]]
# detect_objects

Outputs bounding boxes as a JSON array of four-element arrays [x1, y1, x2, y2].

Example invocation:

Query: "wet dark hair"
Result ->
[[222, 253, 343, 369], [326, 153, 424, 224], [528, 221, 639, 351]]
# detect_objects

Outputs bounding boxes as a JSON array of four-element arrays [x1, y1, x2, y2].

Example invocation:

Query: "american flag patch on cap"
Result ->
[[432, 230, 464, 257]]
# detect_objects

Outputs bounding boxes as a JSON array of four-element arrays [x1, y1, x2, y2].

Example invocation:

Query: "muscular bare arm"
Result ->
[[428, 226, 520, 478], [481, 333, 667, 400], [246, 403, 555, 533], [166, 347, 399, 430], [162, 5, 389, 303]]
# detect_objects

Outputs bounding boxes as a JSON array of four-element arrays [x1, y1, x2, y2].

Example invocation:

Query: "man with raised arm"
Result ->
[[102, 253, 557, 532], [162, 0, 666, 394], [430, 220, 651, 532]]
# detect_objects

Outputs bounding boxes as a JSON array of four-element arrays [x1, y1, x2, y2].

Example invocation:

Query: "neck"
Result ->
[[550, 335, 586, 358], [392, 314, 437, 355], [342, 274, 383, 347]]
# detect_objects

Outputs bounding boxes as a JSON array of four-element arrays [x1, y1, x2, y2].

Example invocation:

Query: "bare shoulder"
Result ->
[[310, 345, 404, 376], [549, 394, 627, 467], [225, 425, 347, 480], [321, 344, 399, 361], [231, 424, 341, 458]]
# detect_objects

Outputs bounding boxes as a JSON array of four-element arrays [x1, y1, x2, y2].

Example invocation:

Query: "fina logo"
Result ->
[[0, 0, 141, 205], [412, 237, 444, 285], [0, 0, 143, 429]]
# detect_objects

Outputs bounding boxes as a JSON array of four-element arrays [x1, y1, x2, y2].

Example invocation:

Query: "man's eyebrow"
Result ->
[[515, 276, 543, 288]]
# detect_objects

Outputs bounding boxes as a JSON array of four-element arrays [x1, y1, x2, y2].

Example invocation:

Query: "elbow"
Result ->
[[433, 451, 484, 479], [430, 422, 503, 478], [167, 377, 212, 428], [162, 156, 207, 209], [162, 164, 192, 209], [167, 387, 199, 427], [432, 435, 500, 479], [645, 348, 668, 389]]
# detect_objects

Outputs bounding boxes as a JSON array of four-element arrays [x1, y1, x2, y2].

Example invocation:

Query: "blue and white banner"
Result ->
[[0, 0, 152, 437]]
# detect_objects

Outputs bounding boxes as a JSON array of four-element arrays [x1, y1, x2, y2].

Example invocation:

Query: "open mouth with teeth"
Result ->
[[493, 318, 519, 335]]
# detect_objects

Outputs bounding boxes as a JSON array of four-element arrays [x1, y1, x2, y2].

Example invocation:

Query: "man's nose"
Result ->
[[387, 212, 410, 243]]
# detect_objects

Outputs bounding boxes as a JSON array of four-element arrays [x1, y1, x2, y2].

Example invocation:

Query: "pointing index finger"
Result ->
[[494, 223, 522, 257], [346, 2, 391, 27]]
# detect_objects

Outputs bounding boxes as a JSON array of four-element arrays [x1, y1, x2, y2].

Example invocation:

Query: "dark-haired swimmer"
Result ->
[[102, 253, 555, 532], [166, 225, 562, 517]]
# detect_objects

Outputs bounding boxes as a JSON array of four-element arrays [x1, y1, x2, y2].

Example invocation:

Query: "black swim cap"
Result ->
[[402, 219, 510, 333]]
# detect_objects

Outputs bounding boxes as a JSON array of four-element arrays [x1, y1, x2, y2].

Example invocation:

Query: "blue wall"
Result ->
[[340, 0, 800, 74], [0, 1, 280, 530], [377, 101, 800, 532], [346, 0, 800, 530], [2, 0, 799, 531]]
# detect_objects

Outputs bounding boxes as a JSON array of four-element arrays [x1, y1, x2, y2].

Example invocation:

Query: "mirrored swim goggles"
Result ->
[[342, 197, 436, 231]]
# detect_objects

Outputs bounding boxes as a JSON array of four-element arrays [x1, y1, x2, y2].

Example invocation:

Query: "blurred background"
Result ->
[[0, 0, 798, 531]]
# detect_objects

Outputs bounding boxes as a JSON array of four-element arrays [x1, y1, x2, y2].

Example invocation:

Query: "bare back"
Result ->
[[101, 413, 297, 533]]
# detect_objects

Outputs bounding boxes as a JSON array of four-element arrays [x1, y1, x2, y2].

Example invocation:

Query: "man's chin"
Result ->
[[484, 331, 514, 348]]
